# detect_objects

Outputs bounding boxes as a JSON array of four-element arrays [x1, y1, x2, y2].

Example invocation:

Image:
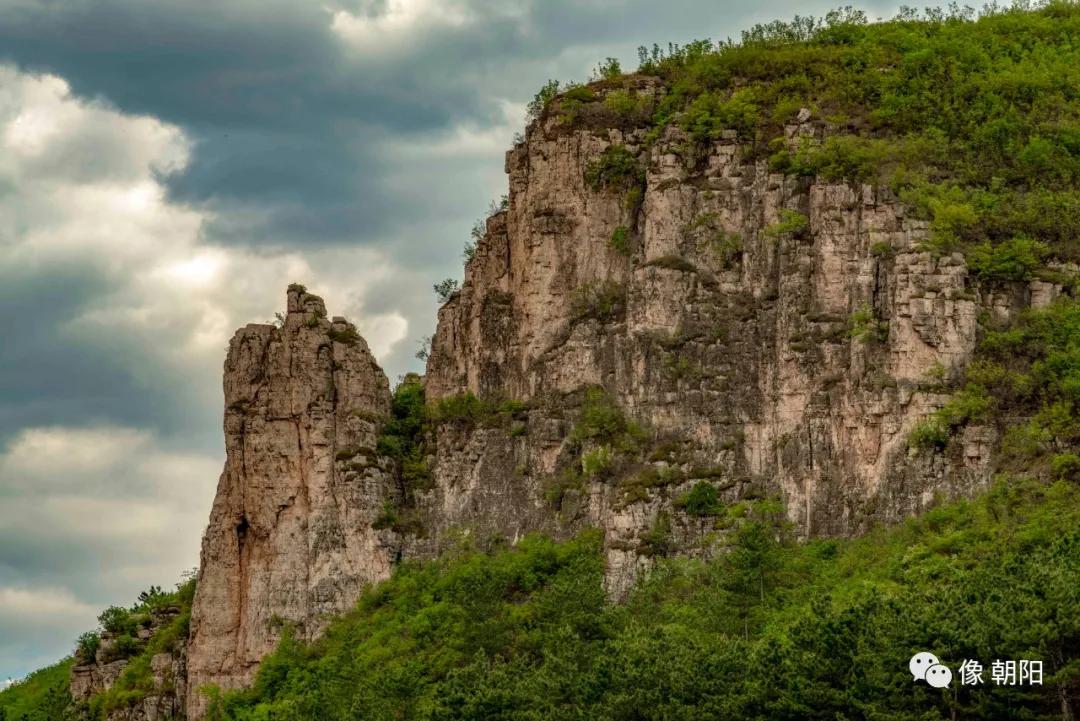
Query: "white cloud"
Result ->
[[0, 587, 97, 625], [0, 64, 420, 680], [0, 64, 412, 380]]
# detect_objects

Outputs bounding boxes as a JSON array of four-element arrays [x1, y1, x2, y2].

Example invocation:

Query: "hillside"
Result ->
[[3, 3, 1080, 720]]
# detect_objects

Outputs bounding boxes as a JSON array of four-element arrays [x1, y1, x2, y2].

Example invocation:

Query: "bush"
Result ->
[[433, 392, 490, 425], [609, 226, 631, 255], [967, 236, 1048, 283], [76, 632, 100, 663], [681, 481, 723, 516], [526, 79, 559, 122], [327, 325, 362, 346], [847, 304, 887, 343], [584, 146, 643, 193], [433, 279, 460, 303], [570, 280, 627, 321], [97, 606, 135, 636], [909, 417, 950, 450], [764, 209, 809, 238]]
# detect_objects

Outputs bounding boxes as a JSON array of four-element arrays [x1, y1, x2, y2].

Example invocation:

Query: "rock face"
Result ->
[[70, 610, 187, 721], [184, 287, 397, 719], [182, 101, 1064, 716], [418, 109, 1057, 597]]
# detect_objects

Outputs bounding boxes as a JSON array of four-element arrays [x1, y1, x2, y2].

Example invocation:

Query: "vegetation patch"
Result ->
[[570, 280, 627, 322]]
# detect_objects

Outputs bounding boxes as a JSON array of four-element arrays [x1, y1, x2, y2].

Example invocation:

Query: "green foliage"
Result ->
[[569, 279, 627, 321], [526, 79, 559, 122], [581, 445, 616, 478], [569, 387, 644, 452], [584, 145, 643, 193], [0, 661, 75, 721], [595, 57, 622, 81], [432, 392, 489, 425], [376, 375, 433, 495], [433, 278, 460, 303], [88, 579, 196, 719], [847, 303, 888, 343], [628, 4, 1080, 268], [207, 475, 1080, 721], [75, 632, 100, 664], [763, 209, 809, 238], [609, 225, 631, 256], [967, 235, 1048, 283], [326, 324, 361, 346], [912, 297, 1080, 456], [679, 481, 723, 516]]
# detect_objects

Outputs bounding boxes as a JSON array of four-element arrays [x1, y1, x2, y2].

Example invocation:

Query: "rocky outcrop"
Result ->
[[184, 287, 398, 719], [70, 611, 187, 721], [182, 98, 1066, 715], [421, 105, 1061, 596]]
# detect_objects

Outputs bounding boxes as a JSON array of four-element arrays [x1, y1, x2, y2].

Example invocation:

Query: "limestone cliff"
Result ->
[[178, 95, 1065, 716], [184, 287, 397, 719]]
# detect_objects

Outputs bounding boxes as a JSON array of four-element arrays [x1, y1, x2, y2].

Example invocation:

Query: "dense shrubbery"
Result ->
[[910, 298, 1080, 458], [537, 2, 1080, 267], [203, 473, 1080, 721]]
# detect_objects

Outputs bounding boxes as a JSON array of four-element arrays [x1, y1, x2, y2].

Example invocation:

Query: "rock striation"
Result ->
[[176, 95, 1066, 717]]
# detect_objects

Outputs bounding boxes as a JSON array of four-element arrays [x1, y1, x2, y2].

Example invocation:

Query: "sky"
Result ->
[[0, 0, 901, 684]]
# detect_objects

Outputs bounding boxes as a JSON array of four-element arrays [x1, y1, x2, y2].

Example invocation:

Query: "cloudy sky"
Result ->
[[0, 0, 901, 683]]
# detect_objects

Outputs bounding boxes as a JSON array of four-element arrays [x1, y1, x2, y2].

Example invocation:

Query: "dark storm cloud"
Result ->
[[0, 0, 899, 252]]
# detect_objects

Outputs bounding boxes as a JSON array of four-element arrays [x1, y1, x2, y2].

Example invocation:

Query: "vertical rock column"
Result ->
[[186, 287, 395, 719]]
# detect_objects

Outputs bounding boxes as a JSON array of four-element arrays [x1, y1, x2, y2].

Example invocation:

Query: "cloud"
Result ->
[[0, 0, 906, 683], [0, 63, 415, 680]]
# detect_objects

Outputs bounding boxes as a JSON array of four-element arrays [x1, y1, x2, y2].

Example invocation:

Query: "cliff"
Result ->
[[173, 99, 1066, 714], [183, 289, 398, 719]]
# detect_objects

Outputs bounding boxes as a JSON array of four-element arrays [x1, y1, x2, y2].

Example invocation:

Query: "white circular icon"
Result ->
[[909, 652, 940, 680], [925, 663, 953, 688]]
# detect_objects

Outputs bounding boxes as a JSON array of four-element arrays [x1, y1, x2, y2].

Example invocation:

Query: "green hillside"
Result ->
[[0, 660, 74, 721]]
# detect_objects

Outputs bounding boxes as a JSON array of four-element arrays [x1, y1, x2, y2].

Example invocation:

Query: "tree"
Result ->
[[433, 279, 460, 303]]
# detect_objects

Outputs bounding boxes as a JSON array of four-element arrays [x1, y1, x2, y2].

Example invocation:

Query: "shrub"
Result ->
[[433, 278, 460, 303], [327, 325, 361, 346], [609, 226, 631, 256], [1052, 452, 1080, 482], [764, 209, 809, 239], [967, 236, 1048, 284], [713, 232, 743, 267], [97, 606, 135, 636], [847, 304, 887, 343], [526, 79, 559, 121], [570, 280, 627, 321], [909, 417, 950, 451], [433, 392, 490, 425], [595, 57, 622, 80], [681, 481, 723, 516], [581, 446, 616, 478], [76, 632, 100, 664], [584, 146, 643, 193]]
